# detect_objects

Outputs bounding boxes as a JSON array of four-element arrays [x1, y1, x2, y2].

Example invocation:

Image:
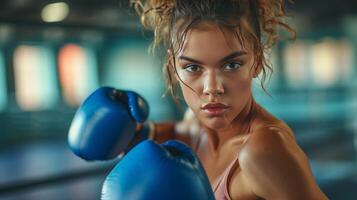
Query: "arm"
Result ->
[[234, 127, 328, 200], [148, 108, 201, 148], [152, 122, 192, 145], [132, 114, 200, 149]]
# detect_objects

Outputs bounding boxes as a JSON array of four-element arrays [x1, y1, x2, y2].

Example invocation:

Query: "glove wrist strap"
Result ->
[[147, 122, 156, 140]]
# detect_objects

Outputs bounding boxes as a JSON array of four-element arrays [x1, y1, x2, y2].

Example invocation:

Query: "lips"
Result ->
[[201, 103, 229, 116]]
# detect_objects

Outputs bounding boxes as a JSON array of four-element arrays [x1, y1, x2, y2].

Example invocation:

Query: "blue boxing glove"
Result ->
[[101, 140, 215, 200], [68, 86, 151, 161]]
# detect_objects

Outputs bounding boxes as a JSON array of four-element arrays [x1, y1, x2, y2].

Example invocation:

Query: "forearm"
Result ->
[[127, 122, 192, 152], [151, 122, 191, 145]]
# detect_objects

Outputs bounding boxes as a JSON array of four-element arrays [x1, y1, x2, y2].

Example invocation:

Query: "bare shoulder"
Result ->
[[234, 123, 327, 200], [241, 121, 301, 160]]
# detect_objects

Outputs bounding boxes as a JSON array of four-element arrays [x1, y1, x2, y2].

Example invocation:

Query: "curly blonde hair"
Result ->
[[131, 0, 295, 100]]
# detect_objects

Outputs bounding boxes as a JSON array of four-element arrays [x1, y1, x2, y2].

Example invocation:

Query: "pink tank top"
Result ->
[[213, 157, 239, 200]]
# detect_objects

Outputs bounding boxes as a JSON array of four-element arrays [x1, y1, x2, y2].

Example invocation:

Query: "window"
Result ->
[[58, 43, 99, 106], [283, 41, 310, 88], [13, 45, 58, 111]]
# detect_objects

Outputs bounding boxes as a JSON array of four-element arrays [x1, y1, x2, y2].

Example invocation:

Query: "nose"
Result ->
[[203, 71, 224, 97]]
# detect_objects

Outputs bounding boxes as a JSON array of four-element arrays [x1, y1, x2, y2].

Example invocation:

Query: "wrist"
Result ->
[[135, 121, 156, 140], [147, 121, 156, 140]]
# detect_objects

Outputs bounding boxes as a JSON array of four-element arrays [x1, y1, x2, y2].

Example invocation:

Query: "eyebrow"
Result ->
[[178, 51, 247, 65]]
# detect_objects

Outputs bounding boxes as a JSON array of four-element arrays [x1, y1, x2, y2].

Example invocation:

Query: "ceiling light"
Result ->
[[41, 2, 69, 23]]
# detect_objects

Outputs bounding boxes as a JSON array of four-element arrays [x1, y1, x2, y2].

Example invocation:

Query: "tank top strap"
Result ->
[[214, 156, 240, 200]]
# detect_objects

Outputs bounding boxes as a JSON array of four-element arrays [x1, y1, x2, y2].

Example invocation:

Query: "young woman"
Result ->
[[131, 0, 328, 199]]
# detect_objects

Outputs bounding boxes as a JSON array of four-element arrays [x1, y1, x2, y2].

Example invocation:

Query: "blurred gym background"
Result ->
[[0, 0, 356, 199]]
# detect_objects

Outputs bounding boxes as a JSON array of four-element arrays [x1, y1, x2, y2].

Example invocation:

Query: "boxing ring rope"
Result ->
[[0, 164, 115, 196]]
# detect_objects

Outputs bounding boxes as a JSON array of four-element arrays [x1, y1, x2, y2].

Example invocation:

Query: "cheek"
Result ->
[[180, 84, 199, 108], [226, 70, 252, 90], [234, 78, 251, 91], [227, 78, 252, 105], [178, 74, 202, 101]]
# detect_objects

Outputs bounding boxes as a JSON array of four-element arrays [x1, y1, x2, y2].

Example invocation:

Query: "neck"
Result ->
[[203, 97, 257, 152]]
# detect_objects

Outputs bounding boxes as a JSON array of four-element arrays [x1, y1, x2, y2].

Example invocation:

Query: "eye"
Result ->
[[222, 62, 242, 71], [183, 64, 202, 73]]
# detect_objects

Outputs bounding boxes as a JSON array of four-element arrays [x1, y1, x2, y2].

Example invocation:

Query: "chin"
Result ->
[[202, 117, 231, 131]]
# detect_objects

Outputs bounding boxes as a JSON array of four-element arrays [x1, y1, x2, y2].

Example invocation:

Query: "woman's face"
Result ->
[[174, 23, 258, 131]]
